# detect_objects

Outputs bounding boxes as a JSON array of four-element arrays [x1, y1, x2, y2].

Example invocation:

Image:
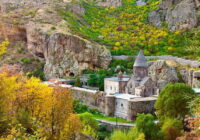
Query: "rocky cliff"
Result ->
[[0, 0, 112, 79], [148, 60, 179, 90], [149, 0, 200, 31]]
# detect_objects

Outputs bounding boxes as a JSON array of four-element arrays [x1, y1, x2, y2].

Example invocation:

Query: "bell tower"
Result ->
[[133, 50, 148, 78]]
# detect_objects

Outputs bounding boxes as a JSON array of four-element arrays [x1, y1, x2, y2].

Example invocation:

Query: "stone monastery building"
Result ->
[[104, 50, 158, 120]]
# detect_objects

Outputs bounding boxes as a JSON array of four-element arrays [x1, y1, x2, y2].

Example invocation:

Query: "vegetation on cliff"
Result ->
[[61, 0, 200, 59]]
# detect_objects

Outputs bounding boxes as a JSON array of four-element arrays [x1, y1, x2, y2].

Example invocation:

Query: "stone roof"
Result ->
[[140, 77, 150, 85], [193, 88, 200, 94], [105, 77, 130, 82], [134, 50, 148, 67], [129, 96, 157, 102], [112, 93, 140, 100]]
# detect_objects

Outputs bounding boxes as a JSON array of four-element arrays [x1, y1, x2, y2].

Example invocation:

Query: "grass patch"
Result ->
[[91, 113, 134, 124], [74, 99, 134, 124]]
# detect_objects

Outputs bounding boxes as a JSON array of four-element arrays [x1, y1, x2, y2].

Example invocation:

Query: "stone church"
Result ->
[[104, 50, 158, 120]]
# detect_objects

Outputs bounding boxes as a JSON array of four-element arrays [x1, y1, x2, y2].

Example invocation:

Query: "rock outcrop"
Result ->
[[180, 69, 200, 88], [0, 0, 112, 79], [97, 0, 122, 7], [26, 20, 111, 79], [75, 133, 95, 140], [148, 60, 179, 90], [149, 0, 199, 31]]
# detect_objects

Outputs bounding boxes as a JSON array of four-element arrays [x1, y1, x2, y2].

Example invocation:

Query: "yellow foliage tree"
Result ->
[[61, 113, 82, 140], [0, 73, 19, 115], [49, 86, 74, 138], [0, 39, 9, 55], [16, 77, 53, 123], [0, 70, 82, 139]]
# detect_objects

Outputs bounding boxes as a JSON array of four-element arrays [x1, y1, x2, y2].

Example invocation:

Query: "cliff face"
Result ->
[[149, 0, 199, 31], [0, 0, 112, 79], [26, 22, 111, 79]]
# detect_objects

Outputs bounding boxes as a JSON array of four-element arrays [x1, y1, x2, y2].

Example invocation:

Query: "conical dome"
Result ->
[[134, 50, 148, 67]]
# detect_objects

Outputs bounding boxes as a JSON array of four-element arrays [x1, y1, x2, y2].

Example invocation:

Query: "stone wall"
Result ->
[[115, 98, 129, 119], [104, 79, 119, 95], [105, 96, 115, 116], [66, 85, 106, 113], [127, 97, 156, 120], [112, 55, 200, 68], [104, 94, 157, 120]]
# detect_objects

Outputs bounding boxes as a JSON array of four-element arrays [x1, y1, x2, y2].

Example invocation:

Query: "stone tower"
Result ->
[[133, 50, 148, 78]]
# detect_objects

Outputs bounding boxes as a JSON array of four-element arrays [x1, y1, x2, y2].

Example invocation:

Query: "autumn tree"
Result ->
[[0, 70, 83, 139], [49, 86, 74, 138], [0, 39, 9, 55], [15, 77, 53, 124], [161, 118, 183, 140], [61, 113, 82, 140], [179, 95, 200, 139]]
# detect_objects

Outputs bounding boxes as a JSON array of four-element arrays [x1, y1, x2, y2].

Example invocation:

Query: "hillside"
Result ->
[[0, 0, 199, 79], [62, 0, 200, 57]]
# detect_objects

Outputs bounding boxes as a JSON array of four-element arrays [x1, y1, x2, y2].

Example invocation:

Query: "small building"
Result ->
[[104, 50, 158, 120]]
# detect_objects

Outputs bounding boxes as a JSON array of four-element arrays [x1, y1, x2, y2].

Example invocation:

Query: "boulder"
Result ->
[[148, 11, 162, 28], [75, 133, 95, 140], [136, 0, 146, 6], [97, 0, 122, 7], [148, 60, 179, 89]]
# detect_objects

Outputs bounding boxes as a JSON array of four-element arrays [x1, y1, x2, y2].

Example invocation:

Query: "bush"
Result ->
[[21, 58, 31, 64], [109, 59, 134, 70], [75, 77, 82, 87], [73, 99, 89, 114], [161, 118, 183, 140], [27, 62, 46, 81]]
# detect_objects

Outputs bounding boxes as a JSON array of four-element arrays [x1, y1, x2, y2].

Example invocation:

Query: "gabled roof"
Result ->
[[134, 50, 148, 67], [139, 77, 150, 85]]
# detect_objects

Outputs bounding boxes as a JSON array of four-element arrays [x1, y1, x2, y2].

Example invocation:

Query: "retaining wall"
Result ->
[[113, 55, 200, 68]]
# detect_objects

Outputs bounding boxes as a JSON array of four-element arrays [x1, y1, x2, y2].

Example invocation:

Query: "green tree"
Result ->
[[87, 74, 98, 86], [155, 83, 196, 123], [135, 114, 162, 140], [161, 118, 183, 140], [75, 77, 82, 87], [110, 130, 128, 140], [127, 127, 145, 140], [110, 127, 145, 140]]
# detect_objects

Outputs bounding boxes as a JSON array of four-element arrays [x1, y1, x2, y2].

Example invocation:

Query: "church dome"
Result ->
[[134, 50, 148, 67]]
